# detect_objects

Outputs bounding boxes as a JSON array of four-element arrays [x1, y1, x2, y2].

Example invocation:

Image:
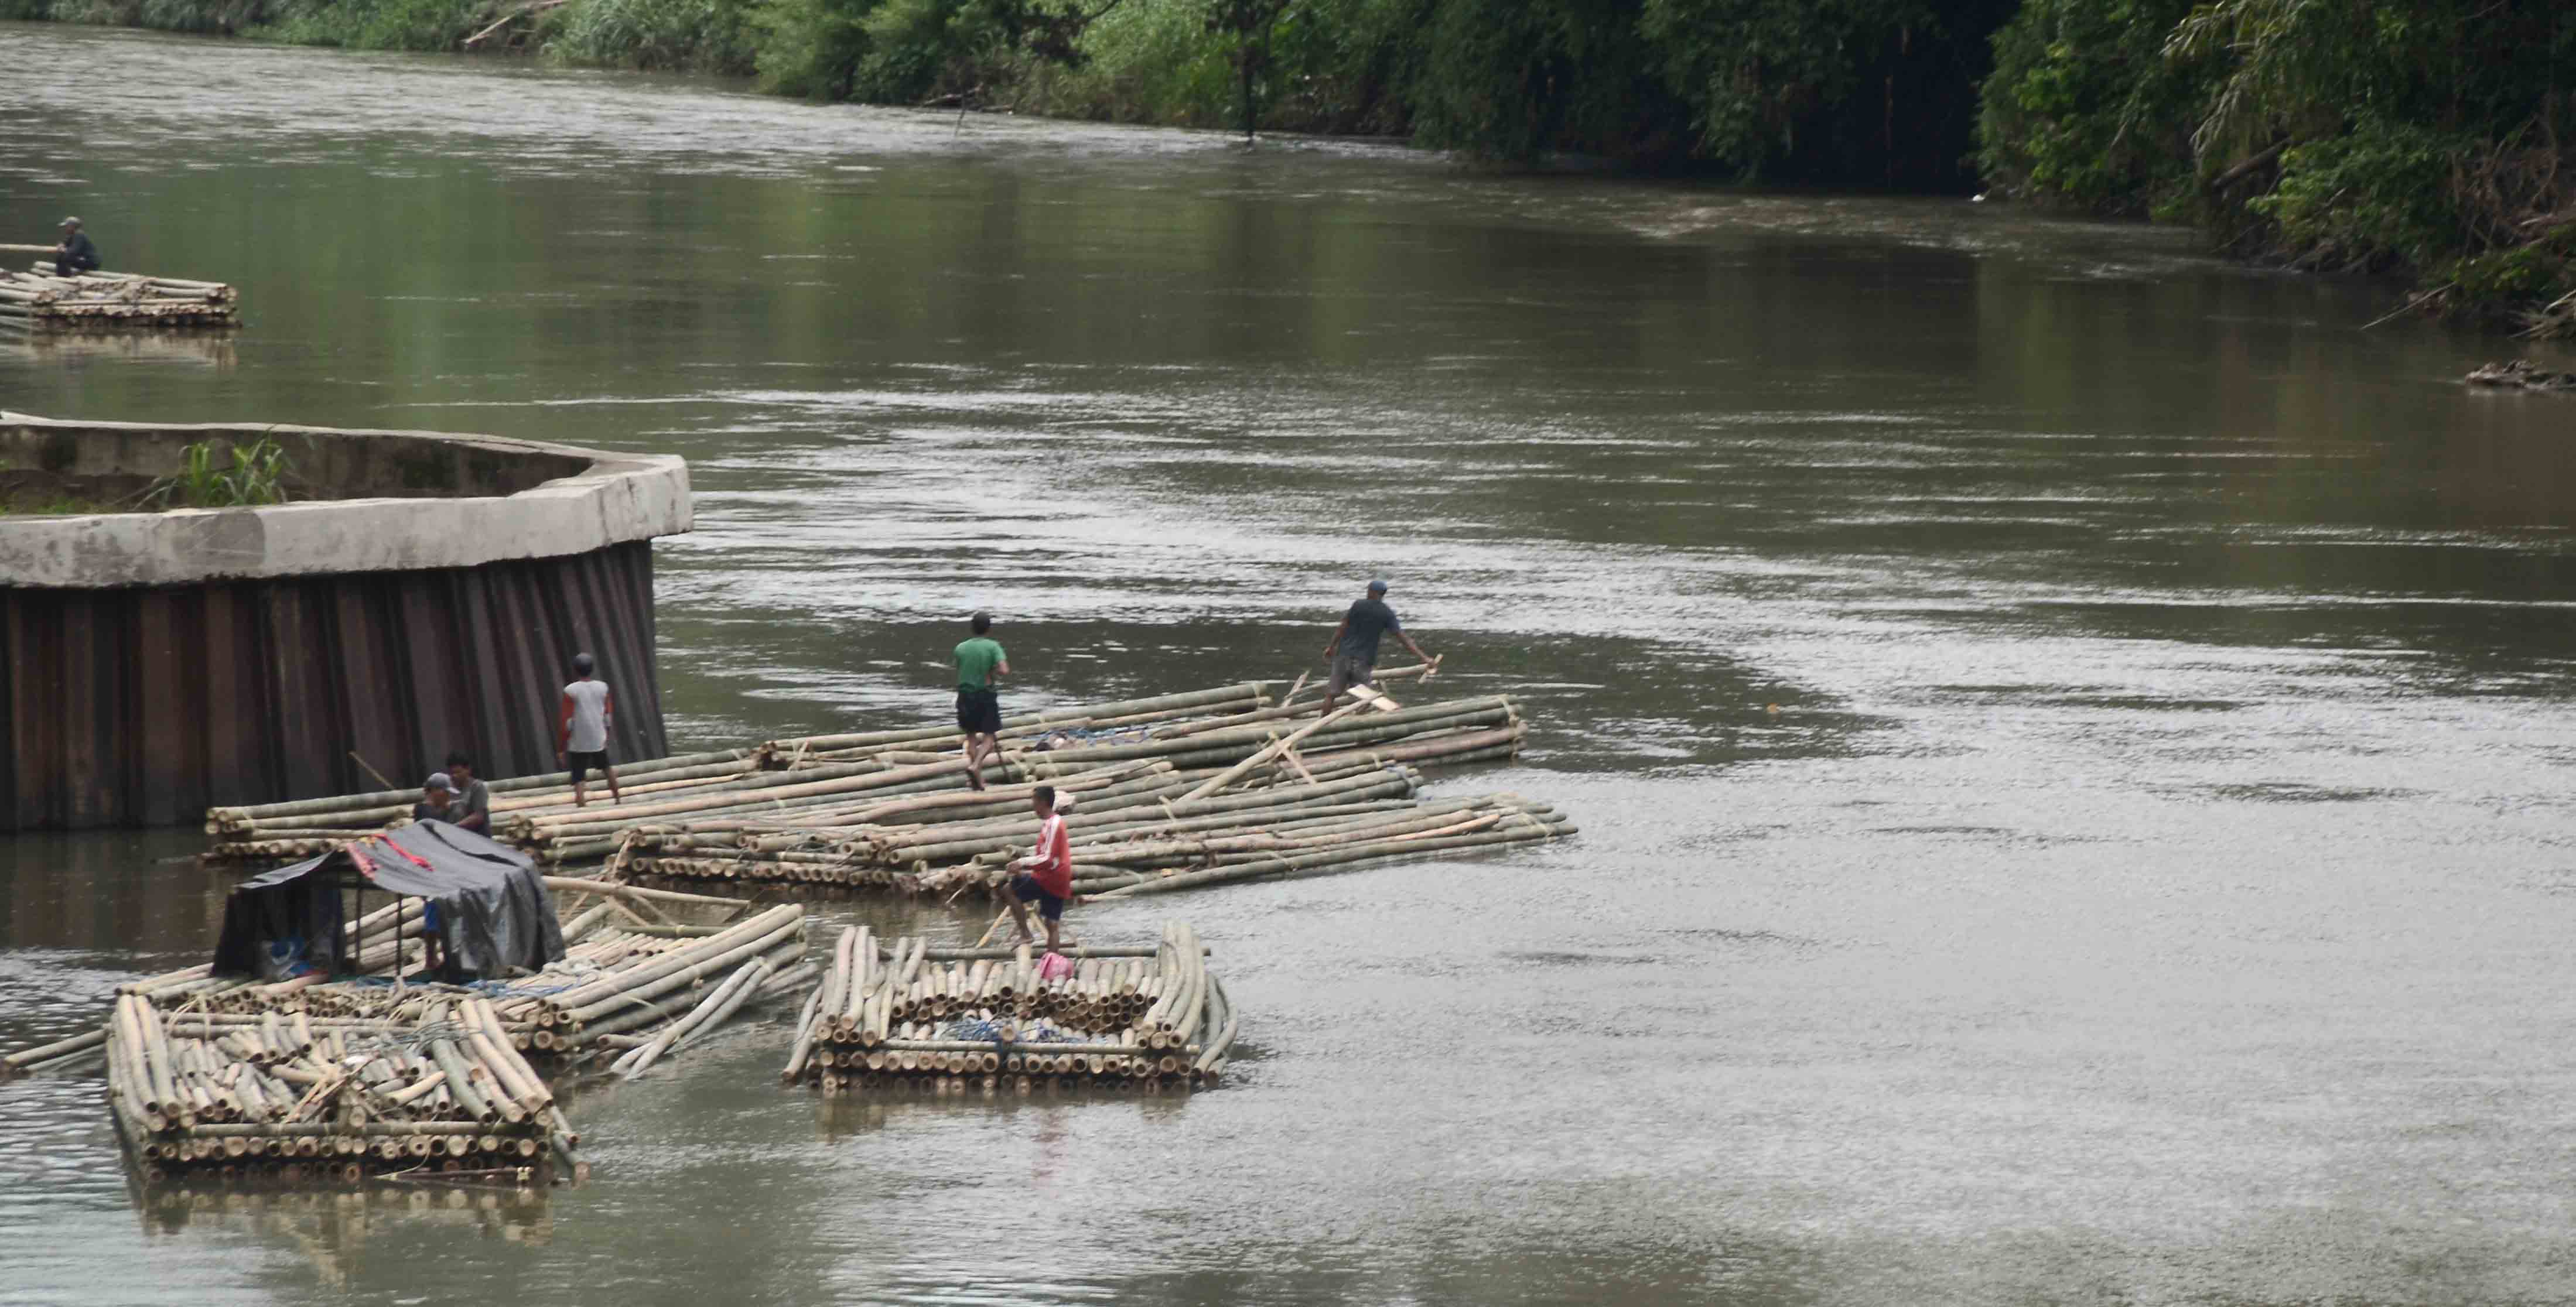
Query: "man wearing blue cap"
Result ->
[[1320, 577, 1432, 711]]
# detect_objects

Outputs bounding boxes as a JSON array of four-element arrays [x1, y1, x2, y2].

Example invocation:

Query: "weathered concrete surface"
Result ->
[[0, 414, 691, 589], [0, 415, 692, 829], [1, 543, 670, 829]]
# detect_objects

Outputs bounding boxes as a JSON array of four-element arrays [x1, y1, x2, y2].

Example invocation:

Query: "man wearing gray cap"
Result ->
[[1320, 577, 1433, 711], [51, 218, 98, 277], [413, 773, 459, 824]]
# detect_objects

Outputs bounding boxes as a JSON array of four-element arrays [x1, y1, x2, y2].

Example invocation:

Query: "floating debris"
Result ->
[[2465, 359, 2576, 391]]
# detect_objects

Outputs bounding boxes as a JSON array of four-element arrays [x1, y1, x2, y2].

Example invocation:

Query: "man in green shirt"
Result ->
[[954, 611, 1010, 791]]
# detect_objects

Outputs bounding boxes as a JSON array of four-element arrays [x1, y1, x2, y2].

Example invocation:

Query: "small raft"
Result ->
[[1, 258, 240, 330], [783, 921, 1238, 1094]]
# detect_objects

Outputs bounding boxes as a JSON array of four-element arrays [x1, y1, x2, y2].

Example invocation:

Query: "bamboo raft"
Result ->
[[0, 255, 240, 330], [9, 878, 811, 1186], [782, 921, 1236, 1094], [103, 996, 563, 1187], [199, 669, 1573, 901]]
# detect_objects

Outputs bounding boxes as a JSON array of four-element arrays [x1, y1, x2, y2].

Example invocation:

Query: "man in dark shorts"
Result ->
[[954, 612, 1010, 791], [1320, 577, 1434, 711], [556, 652, 622, 808], [1003, 784, 1074, 952]]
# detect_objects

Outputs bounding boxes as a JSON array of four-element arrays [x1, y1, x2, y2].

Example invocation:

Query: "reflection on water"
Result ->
[[7, 19, 2576, 1307], [0, 329, 237, 370], [135, 1182, 556, 1274]]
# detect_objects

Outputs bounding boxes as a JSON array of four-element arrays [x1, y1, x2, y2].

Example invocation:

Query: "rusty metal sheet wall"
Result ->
[[0, 540, 667, 830]]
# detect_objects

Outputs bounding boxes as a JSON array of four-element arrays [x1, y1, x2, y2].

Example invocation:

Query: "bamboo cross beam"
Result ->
[[1174, 701, 1368, 804]]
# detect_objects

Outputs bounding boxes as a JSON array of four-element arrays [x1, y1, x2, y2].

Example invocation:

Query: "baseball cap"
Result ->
[[1366, 578, 1389, 593], [425, 772, 455, 792]]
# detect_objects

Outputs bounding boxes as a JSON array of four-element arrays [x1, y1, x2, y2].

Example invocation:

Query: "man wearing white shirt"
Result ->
[[555, 652, 622, 808]]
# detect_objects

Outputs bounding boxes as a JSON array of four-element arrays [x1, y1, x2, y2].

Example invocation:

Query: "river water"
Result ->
[[7, 21, 2576, 1306]]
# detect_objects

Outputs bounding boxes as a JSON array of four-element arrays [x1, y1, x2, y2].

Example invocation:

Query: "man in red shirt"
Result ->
[[1003, 785, 1075, 952]]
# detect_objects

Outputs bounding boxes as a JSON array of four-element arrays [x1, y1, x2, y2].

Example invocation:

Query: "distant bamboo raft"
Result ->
[[783, 920, 1239, 1095], [12, 879, 810, 1186], [0, 259, 241, 330], [198, 669, 1572, 899]]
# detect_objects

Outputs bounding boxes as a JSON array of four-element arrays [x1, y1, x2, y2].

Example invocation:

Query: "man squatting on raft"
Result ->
[[1320, 577, 1435, 711], [556, 652, 622, 808], [52, 217, 98, 277], [1002, 785, 1076, 952], [955, 612, 1010, 791]]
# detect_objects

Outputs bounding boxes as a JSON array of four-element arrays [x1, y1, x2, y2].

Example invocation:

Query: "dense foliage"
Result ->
[[1983, 0, 2576, 331]]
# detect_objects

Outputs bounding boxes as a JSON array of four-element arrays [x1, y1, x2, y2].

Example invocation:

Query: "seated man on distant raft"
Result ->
[[51, 217, 98, 278]]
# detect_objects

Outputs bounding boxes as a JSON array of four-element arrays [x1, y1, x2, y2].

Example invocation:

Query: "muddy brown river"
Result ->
[[6, 21, 2576, 1305]]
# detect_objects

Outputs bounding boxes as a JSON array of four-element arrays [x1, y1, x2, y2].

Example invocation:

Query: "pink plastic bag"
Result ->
[[1036, 951, 1077, 981]]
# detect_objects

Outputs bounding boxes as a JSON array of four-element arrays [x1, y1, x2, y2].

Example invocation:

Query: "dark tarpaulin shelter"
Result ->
[[211, 821, 565, 981]]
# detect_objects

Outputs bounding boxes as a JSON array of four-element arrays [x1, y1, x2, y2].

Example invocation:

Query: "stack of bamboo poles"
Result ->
[[4, 877, 814, 1185], [601, 690, 1538, 893], [201, 747, 763, 865], [0, 255, 240, 330], [782, 921, 1235, 1095], [611, 692, 1567, 897], [103, 994, 565, 1186], [105, 880, 812, 1063], [199, 668, 1518, 871]]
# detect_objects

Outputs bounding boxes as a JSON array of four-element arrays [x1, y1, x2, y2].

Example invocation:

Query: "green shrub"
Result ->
[[2252, 121, 2468, 271], [1975, 0, 2208, 212], [256, 0, 489, 48], [147, 437, 296, 511], [751, 0, 880, 97], [1408, 0, 1675, 162], [1028, 0, 1236, 125], [551, 0, 758, 71]]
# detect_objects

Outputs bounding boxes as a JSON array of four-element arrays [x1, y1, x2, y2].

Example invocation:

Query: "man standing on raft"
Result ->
[[1321, 577, 1434, 711], [1002, 784, 1075, 952], [955, 611, 1009, 791], [556, 652, 622, 809]]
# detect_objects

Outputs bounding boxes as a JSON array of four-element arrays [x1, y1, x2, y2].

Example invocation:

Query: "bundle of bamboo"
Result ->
[[103, 994, 564, 1186], [781, 921, 1238, 1094], [199, 668, 1528, 875], [0, 259, 241, 330], [4, 877, 812, 1185]]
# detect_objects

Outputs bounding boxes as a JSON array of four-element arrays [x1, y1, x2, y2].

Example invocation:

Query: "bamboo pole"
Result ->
[[2, 1027, 108, 1073], [614, 957, 770, 1077], [1174, 701, 1368, 803]]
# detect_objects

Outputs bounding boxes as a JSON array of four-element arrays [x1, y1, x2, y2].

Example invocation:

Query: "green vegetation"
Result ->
[[16, 0, 2571, 330], [1983, 0, 2575, 333], [148, 437, 297, 509]]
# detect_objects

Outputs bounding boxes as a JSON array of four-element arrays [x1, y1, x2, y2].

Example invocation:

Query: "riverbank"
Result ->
[[11, 0, 2570, 337]]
